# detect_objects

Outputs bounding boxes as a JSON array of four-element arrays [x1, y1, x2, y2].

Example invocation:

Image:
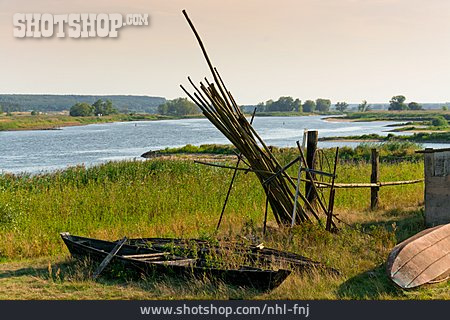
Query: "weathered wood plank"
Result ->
[[93, 237, 127, 280], [387, 224, 450, 289], [370, 149, 380, 210], [123, 252, 170, 259]]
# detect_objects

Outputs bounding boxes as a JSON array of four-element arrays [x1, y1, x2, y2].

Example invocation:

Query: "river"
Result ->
[[0, 116, 447, 174]]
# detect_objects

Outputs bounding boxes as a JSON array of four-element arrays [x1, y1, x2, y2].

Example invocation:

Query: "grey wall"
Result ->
[[424, 149, 450, 226]]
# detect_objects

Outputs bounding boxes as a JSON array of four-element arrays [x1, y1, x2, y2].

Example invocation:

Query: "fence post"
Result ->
[[305, 130, 318, 206], [370, 148, 380, 210]]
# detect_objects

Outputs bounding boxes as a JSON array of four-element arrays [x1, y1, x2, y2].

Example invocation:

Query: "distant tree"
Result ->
[[442, 106, 448, 111], [316, 98, 331, 112], [69, 102, 94, 117], [104, 99, 117, 115], [92, 99, 117, 116], [0, 104, 3, 114], [256, 102, 265, 112], [358, 100, 371, 112], [431, 116, 448, 127], [157, 98, 200, 116], [264, 99, 274, 112], [335, 102, 349, 112], [294, 98, 302, 112], [408, 102, 422, 110], [30, 110, 38, 115], [93, 99, 103, 116], [302, 100, 316, 113], [264, 96, 301, 112], [389, 95, 407, 111], [268, 97, 292, 112]]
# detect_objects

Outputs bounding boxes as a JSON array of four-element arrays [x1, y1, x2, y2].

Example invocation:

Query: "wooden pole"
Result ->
[[305, 130, 318, 205], [263, 186, 270, 235], [291, 135, 308, 227], [216, 108, 256, 231], [297, 143, 335, 228], [326, 147, 339, 231], [370, 148, 380, 210]]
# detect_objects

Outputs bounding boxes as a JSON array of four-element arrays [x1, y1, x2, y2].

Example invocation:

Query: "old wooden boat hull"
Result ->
[[125, 237, 338, 274], [386, 224, 450, 289], [61, 233, 290, 291]]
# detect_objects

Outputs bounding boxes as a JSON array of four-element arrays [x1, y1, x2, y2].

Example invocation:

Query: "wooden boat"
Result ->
[[386, 223, 450, 289], [125, 237, 338, 274], [60, 233, 290, 291]]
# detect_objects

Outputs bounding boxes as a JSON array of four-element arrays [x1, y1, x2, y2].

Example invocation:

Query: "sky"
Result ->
[[1, 0, 449, 104]]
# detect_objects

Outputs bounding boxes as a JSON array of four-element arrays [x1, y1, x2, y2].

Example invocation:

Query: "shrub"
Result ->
[[431, 116, 448, 127]]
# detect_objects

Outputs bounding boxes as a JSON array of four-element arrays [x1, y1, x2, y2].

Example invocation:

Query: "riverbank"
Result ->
[[1, 155, 447, 299], [319, 132, 450, 144], [0, 112, 342, 131], [323, 111, 450, 123], [5, 111, 448, 133], [0, 113, 204, 131], [141, 142, 425, 162]]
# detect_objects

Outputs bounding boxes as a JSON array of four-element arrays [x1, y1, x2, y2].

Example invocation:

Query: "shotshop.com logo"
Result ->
[[13, 13, 149, 38]]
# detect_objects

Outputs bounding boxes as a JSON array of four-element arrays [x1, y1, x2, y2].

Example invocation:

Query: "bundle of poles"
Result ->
[[180, 10, 336, 229]]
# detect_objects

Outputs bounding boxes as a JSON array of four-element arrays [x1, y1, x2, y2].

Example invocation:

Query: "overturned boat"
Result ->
[[61, 233, 291, 291], [386, 223, 450, 289]]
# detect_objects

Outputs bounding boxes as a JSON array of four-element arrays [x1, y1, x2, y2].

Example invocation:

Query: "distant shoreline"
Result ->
[[0, 113, 203, 132], [0, 112, 338, 132], [323, 117, 356, 123]]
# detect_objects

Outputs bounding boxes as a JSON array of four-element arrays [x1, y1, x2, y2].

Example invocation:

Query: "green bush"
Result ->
[[431, 116, 448, 127]]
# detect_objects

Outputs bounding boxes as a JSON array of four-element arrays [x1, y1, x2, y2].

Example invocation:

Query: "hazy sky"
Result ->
[[1, 0, 449, 104]]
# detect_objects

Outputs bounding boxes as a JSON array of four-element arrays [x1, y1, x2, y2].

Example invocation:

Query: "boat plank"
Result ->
[[387, 224, 450, 289], [391, 233, 449, 274], [123, 252, 170, 259]]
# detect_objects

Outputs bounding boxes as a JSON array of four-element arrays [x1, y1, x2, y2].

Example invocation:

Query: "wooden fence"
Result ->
[[306, 131, 424, 210]]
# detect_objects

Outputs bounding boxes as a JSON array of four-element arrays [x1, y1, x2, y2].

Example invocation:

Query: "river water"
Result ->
[[0, 116, 447, 174]]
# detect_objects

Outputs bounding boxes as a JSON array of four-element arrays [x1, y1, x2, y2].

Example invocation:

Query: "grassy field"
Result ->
[[322, 111, 450, 143], [326, 110, 450, 122], [1, 150, 447, 300], [319, 132, 450, 144], [149, 141, 426, 163]]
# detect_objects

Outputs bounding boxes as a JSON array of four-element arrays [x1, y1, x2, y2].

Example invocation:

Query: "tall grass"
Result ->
[[0, 156, 424, 259], [1, 156, 441, 300]]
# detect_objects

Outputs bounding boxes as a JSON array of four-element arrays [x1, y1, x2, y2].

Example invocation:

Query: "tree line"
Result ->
[[0, 94, 165, 113], [256, 97, 333, 113], [388, 95, 423, 111], [157, 98, 200, 116], [255, 97, 369, 113], [251, 95, 448, 113], [3, 94, 448, 117]]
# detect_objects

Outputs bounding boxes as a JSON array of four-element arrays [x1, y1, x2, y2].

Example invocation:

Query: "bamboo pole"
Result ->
[[326, 179, 424, 188], [326, 147, 339, 231], [181, 9, 326, 226], [216, 109, 257, 231]]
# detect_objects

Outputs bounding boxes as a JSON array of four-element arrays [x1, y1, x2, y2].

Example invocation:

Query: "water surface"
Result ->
[[0, 116, 446, 174]]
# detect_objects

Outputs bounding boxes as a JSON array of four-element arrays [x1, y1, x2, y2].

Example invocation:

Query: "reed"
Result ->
[[0, 156, 424, 259]]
